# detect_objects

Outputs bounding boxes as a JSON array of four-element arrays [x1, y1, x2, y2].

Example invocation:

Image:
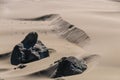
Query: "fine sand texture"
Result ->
[[0, 0, 120, 80]]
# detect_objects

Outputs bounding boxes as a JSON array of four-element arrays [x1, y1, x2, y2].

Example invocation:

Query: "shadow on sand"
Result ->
[[0, 52, 11, 60], [110, 0, 120, 2]]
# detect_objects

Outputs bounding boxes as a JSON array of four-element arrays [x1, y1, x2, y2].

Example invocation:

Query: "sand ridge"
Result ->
[[0, 14, 91, 80], [0, 0, 120, 80]]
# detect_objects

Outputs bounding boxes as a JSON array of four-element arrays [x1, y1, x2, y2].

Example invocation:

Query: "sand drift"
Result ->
[[0, 14, 90, 58], [15, 14, 90, 47], [0, 14, 96, 80]]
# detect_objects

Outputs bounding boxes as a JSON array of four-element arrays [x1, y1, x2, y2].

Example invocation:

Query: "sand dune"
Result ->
[[15, 14, 90, 46], [0, 0, 120, 80], [0, 14, 90, 80]]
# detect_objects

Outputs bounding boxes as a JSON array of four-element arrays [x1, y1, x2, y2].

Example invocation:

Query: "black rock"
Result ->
[[11, 32, 49, 65], [52, 56, 87, 78]]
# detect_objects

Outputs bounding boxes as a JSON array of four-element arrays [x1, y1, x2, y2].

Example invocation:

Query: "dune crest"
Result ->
[[14, 14, 59, 21], [14, 14, 90, 47]]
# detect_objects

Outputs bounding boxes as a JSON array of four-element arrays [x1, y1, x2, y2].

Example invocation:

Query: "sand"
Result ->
[[0, 0, 120, 80]]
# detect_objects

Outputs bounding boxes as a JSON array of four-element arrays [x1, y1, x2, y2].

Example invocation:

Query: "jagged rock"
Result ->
[[52, 56, 87, 78], [11, 32, 49, 65]]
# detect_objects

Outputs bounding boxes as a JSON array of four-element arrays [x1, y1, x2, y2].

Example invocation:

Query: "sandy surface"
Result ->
[[0, 0, 120, 80]]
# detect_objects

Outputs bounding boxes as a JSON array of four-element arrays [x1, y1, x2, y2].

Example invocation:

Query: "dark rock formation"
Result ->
[[10, 32, 49, 65], [52, 56, 87, 78], [28, 55, 100, 78]]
